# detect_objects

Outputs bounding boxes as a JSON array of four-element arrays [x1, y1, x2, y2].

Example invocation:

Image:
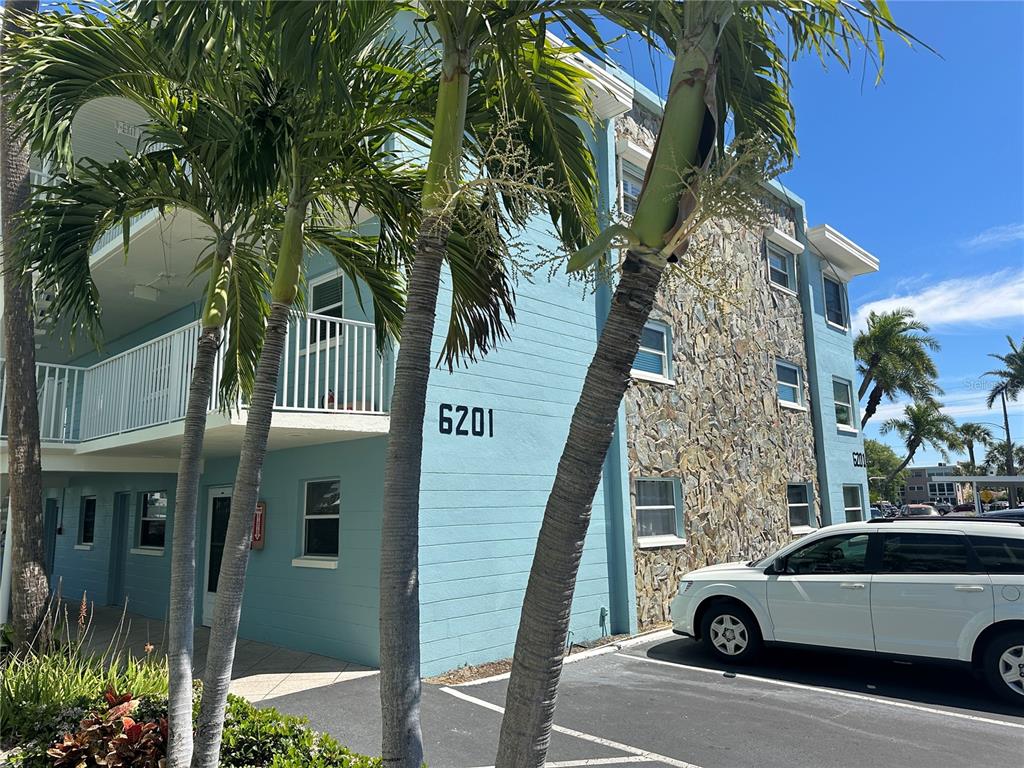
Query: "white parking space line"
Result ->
[[615, 653, 1024, 731], [465, 757, 657, 767], [440, 686, 704, 768]]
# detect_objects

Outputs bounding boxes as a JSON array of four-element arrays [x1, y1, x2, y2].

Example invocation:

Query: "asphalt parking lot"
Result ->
[[262, 631, 1024, 768]]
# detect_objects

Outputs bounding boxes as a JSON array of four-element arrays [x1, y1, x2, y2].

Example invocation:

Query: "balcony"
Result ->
[[1, 314, 391, 461]]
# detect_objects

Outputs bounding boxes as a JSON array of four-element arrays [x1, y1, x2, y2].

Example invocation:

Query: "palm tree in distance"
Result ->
[[881, 401, 962, 482], [854, 308, 941, 427], [957, 422, 993, 469]]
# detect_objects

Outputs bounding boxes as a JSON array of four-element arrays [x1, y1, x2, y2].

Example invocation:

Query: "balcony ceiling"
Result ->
[[37, 209, 210, 365]]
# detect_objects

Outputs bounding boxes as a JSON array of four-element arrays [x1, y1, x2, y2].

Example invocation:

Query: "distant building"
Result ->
[[901, 465, 967, 506]]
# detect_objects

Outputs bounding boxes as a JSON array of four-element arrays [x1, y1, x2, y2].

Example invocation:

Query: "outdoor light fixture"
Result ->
[[131, 284, 161, 302]]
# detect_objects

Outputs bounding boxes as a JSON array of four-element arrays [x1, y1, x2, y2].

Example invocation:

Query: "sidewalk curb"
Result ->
[[454, 627, 676, 687]]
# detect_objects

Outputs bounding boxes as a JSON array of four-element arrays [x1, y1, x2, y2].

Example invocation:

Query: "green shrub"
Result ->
[[221, 696, 381, 768], [0, 646, 167, 746]]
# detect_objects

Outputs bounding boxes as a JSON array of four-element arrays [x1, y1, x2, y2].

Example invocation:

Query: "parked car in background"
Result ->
[[934, 502, 954, 515], [984, 508, 1024, 521], [900, 504, 940, 517], [953, 502, 978, 515], [669, 519, 1024, 703], [991, 501, 1012, 511], [869, 506, 882, 518]]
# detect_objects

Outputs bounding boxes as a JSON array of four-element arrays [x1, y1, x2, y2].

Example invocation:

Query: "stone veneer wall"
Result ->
[[617, 109, 820, 630]]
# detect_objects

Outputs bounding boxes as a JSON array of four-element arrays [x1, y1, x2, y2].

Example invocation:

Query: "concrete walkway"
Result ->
[[82, 603, 376, 702]]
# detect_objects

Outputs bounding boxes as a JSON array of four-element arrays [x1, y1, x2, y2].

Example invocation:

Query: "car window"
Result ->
[[969, 535, 1024, 575], [783, 534, 869, 575], [880, 533, 971, 574]]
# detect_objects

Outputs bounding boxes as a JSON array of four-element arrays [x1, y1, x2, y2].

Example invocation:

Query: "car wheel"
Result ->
[[700, 602, 762, 663], [983, 630, 1024, 705]]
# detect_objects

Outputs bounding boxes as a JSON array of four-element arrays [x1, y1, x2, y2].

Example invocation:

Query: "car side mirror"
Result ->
[[773, 557, 787, 575]]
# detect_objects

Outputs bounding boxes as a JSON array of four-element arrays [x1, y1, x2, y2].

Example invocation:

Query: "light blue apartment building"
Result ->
[[1, 57, 876, 673]]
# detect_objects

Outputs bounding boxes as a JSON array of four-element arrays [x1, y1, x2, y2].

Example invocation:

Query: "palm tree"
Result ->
[[881, 402, 961, 482], [0, 0, 47, 651], [957, 422, 993, 469], [374, 6, 606, 765], [855, 309, 941, 426], [985, 336, 1023, 494], [494, 3, 917, 765]]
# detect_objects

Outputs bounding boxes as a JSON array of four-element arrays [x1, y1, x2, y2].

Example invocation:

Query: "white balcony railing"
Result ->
[[0, 314, 388, 445], [0, 361, 85, 443]]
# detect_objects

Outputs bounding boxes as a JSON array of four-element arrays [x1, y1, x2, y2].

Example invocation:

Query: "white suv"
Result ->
[[669, 519, 1024, 703]]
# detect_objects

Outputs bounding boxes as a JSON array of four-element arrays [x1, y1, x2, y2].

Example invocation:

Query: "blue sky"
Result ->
[[598, 1, 1024, 468]]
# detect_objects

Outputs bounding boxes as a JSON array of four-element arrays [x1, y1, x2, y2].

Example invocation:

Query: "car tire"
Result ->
[[982, 629, 1024, 705], [700, 601, 762, 664]]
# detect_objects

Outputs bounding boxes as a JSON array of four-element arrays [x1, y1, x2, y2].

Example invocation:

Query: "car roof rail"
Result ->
[[868, 516, 1024, 526]]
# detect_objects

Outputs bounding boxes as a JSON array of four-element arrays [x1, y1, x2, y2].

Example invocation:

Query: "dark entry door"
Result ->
[[204, 492, 231, 625]]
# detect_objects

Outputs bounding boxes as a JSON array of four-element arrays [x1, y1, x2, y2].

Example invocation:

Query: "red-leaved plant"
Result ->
[[47, 687, 167, 768]]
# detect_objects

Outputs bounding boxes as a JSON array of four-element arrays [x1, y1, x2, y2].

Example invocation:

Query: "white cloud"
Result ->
[[867, 388, 1024, 426], [962, 223, 1024, 250], [852, 269, 1024, 332]]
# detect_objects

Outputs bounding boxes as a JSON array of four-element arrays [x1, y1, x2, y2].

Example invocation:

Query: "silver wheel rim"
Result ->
[[709, 614, 749, 656], [998, 644, 1024, 698]]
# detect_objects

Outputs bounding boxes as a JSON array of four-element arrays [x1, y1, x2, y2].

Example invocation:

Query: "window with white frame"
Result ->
[[833, 378, 856, 429], [309, 273, 344, 344], [843, 485, 864, 522], [632, 321, 670, 380], [634, 478, 682, 541], [775, 359, 803, 406], [787, 484, 812, 528], [766, 242, 796, 291], [619, 161, 644, 216], [138, 491, 167, 549], [79, 496, 96, 545], [303, 479, 340, 557], [823, 275, 848, 327]]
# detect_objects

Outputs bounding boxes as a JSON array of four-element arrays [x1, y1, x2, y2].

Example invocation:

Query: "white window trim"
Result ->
[[130, 547, 164, 557], [302, 478, 340, 560], [787, 483, 814, 530], [138, 491, 167, 551], [291, 557, 338, 570], [766, 241, 798, 294], [305, 271, 346, 354], [775, 359, 804, 407], [790, 525, 816, 537], [618, 157, 646, 218], [630, 369, 676, 386], [765, 226, 805, 255], [843, 484, 865, 522], [822, 273, 850, 330], [74, 544, 94, 551], [635, 478, 684, 545], [832, 377, 857, 430]]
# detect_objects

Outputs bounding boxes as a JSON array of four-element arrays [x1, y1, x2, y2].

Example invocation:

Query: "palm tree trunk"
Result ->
[[888, 441, 919, 484], [966, 440, 976, 469], [380, 47, 469, 768], [1, 0, 48, 652], [191, 302, 287, 768], [857, 360, 877, 401], [167, 247, 231, 768], [861, 383, 884, 428], [1001, 391, 1017, 505], [192, 193, 305, 768], [494, 8, 723, 764], [495, 254, 662, 767]]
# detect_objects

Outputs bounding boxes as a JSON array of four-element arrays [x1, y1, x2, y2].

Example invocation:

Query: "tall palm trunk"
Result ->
[[192, 195, 306, 768], [857, 358, 878, 401], [966, 440, 976, 469], [494, 255, 662, 767], [380, 48, 469, 768], [888, 440, 919, 484], [495, 10, 723, 765], [861, 382, 883, 428], [1, 0, 48, 651], [167, 245, 231, 768], [1000, 391, 1017, 505]]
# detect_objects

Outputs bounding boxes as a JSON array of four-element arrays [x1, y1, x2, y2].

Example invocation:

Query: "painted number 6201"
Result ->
[[439, 403, 494, 437]]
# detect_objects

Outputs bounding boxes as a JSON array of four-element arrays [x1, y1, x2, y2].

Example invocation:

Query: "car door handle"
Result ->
[[954, 585, 985, 592], [840, 582, 866, 590]]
